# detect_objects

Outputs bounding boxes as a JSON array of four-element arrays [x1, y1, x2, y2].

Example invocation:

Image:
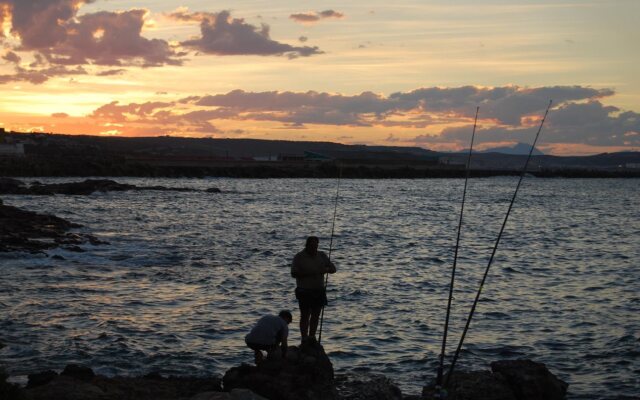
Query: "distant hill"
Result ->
[[480, 142, 544, 156]]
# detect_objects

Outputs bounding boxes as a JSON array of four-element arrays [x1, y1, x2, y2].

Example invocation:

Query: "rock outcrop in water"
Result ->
[[422, 359, 568, 400], [0, 202, 105, 253], [0, 178, 221, 195], [223, 340, 403, 400]]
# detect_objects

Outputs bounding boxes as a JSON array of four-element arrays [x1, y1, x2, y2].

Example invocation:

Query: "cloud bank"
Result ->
[[85, 85, 639, 149]]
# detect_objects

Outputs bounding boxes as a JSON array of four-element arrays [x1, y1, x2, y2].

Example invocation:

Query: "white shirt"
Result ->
[[245, 315, 288, 345]]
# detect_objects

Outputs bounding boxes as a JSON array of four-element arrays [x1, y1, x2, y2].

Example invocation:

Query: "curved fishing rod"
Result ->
[[436, 106, 479, 387], [318, 164, 342, 344], [444, 100, 553, 387]]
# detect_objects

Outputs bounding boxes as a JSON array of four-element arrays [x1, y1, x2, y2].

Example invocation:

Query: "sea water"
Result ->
[[0, 177, 638, 398]]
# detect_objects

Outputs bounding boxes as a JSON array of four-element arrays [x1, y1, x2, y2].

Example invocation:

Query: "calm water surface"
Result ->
[[0, 178, 638, 398]]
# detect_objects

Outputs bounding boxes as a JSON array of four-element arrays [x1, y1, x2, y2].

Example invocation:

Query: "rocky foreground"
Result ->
[[0, 341, 568, 400]]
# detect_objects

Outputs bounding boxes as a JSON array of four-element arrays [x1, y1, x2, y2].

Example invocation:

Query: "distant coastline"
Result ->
[[1, 131, 639, 178]]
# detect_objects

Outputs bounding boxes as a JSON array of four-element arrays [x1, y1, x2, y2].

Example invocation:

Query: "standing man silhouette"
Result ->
[[291, 236, 337, 342]]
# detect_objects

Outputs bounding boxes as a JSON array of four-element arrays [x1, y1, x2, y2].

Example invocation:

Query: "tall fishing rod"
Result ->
[[318, 164, 342, 344], [444, 100, 553, 387], [436, 107, 479, 387]]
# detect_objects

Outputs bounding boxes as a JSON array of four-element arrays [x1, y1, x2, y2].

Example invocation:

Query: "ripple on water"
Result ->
[[0, 177, 639, 399]]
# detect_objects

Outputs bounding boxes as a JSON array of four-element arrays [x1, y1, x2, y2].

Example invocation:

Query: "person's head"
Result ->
[[279, 310, 293, 324], [305, 236, 319, 255]]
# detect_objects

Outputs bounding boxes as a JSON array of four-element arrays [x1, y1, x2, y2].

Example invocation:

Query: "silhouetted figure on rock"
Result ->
[[245, 310, 292, 365], [291, 236, 337, 342]]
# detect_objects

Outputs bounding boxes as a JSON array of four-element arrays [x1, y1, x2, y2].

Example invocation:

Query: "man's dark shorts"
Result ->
[[245, 340, 276, 352], [295, 287, 328, 309]]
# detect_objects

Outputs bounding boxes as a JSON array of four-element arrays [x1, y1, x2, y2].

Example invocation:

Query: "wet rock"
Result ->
[[223, 340, 336, 400], [0, 177, 25, 194], [423, 371, 516, 400], [27, 370, 59, 388], [29, 179, 136, 195], [191, 389, 267, 400], [490, 360, 568, 400], [334, 373, 402, 400], [422, 359, 568, 400], [206, 187, 222, 193], [61, 364, 96, 382], [21, 367, 223, 400], [1, 367, 24, 400], [0, 202, 107, 253], [25, 375, 108, 400], [63, 245, 86, 252]]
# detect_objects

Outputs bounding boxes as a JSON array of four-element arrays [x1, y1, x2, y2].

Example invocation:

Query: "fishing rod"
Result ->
[[436, 107, 479, 387], [444, 100, 553, 387], [318, 164, 342, 344]]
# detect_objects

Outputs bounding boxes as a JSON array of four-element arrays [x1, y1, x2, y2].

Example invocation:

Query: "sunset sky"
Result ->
[[0, 0, 638, 155]]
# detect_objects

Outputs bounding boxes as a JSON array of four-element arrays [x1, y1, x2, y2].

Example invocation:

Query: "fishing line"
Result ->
[[318, 165, 342, 344], [444, 100, 553, 387], [437, 106, 479, 387]]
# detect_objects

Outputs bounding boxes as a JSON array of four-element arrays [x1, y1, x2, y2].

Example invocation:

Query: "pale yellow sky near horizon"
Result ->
[[0, 0, 638, 155]]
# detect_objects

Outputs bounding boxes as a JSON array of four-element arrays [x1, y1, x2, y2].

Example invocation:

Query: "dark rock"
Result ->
[[142, 371, 164, 380], [334, 373, 402, 400], [422, 359, 568, 400], [25, 375, 108, 400], [0, 203, 105, 253], [1, 367, 26, 400], [490, 359, 568, 400], [61, 364, 96, 382], [423, 371, 516, 400], [90, 375, 222, 400], [191, 389, 266, 399], [27, 370, 59, 388], [63, 245, 86, 252], [223, 340, 335, 400], [206, 187, 221, 193], [0, 177, 25, 194], [30, 179, 136, 195], [23, 370, 222, 400]]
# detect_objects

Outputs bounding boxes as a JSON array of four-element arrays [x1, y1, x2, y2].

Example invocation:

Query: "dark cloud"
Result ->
[[2, 0, 88, 49], [299, 36, 308, 43], [90, 100, 174, 122], [2, 51, 20, 63], [289, 13, 319, 23], [389, 85, 613, 125], [0, 1, 182, 68], [193, 89, 389, 114], [51, 112, 69, 118], [44, 9, 182, 66], [96, 69, 126, 76], [415, 101, 640, 147], [290, 10, 344, 24], [0, 65, 86, 84], [90, 100, 223, 134], [176, 10, 322, 57]]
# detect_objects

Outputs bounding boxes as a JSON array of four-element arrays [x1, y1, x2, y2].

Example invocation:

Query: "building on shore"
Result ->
[[0, 142, 25, 157]]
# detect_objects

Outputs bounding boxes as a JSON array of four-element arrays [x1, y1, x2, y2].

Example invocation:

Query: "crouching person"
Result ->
[[245, 310, 292, 364]]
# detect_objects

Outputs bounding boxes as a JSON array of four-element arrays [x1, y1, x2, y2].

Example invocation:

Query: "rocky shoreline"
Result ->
[[0, 178, 223, 253], [0, 178, 221, 196], [0, 198, 105, 253], [0, 341, 568, 400]]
